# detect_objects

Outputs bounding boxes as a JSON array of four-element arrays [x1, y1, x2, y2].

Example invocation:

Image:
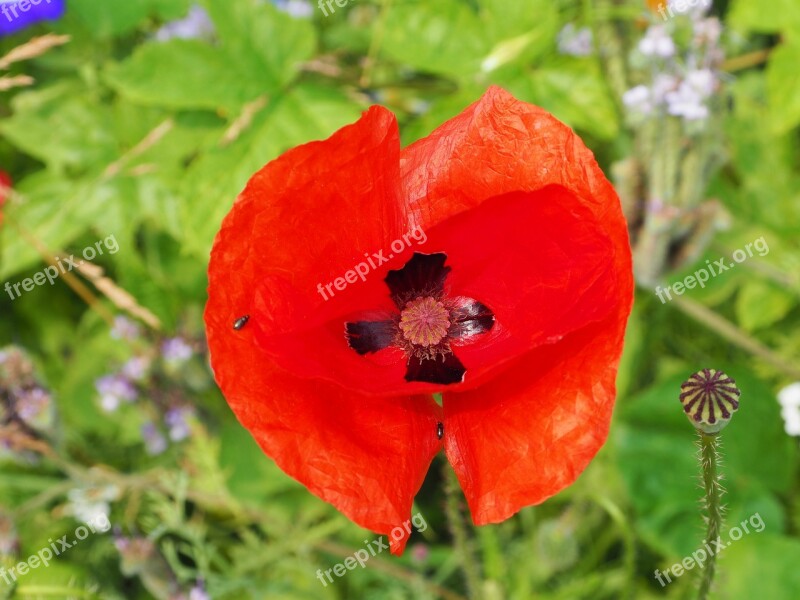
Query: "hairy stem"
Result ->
[[443, 460, 483, 599], [697, 432, 722, 600]]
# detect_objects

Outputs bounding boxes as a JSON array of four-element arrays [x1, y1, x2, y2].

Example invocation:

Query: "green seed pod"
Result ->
[[680, 369, 741, 434]]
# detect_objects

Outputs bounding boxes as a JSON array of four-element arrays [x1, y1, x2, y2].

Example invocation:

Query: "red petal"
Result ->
[[401, 86, 626, 233], [443, 313, 627, 524], [410, 87, 633, 522], [205, 109, 442, 554]]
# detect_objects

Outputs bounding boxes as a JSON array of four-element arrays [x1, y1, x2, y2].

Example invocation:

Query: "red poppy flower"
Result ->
[[205, 87, 633, 554]]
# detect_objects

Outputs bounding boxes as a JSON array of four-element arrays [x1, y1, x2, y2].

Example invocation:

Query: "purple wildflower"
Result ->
[[110, 316, 141, 341], [154, 5, 215, 42], [161, 337, 193, 363], [557, 23, 593, 57], [271, 0, 313, 18], [14, 387, 51, 424], [165, 407, 194, 442], [142, 422, 168, 455], [121, 356, 150, 382], [95, 374, 137, 413], [188, 582, 211, 600]]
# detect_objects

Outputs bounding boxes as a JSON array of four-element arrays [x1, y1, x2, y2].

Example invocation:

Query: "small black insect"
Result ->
[[436, 422, 444, 440], [233, 315, 250, 330]]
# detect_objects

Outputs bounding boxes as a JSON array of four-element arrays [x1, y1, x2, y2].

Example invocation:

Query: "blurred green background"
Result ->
[[1, 0, 799, 598]]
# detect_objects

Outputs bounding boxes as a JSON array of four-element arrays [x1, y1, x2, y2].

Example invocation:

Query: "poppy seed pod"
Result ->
[[680, 368, 741, 434]]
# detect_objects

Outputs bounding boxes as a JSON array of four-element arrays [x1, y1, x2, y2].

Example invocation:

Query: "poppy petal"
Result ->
[[205, 107, 443, 554], [448, 298, 494, 341], [384, 252, 451, 307], [345, 320, 397, 355], [443, 312, 628, 524], [405, 87, 634, 523], [405, 352, 466, 385]]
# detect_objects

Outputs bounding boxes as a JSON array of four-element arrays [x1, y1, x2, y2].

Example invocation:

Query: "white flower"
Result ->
[[623, 85, 653, 115], [665, 71, 717, 121], [693, 17, 722, 45], [639, 25, 676, 58], [67, 486, 117, 524], [778, 383, 800, 436]]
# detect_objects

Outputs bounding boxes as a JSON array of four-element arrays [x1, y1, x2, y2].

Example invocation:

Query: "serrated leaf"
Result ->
[[105, 39, 263, 114]]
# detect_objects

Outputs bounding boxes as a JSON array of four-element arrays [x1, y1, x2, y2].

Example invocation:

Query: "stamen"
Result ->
[[399, 297, 450, 347]]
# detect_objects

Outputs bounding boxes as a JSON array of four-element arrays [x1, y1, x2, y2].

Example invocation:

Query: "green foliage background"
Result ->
[[0, 0, 798, 598]]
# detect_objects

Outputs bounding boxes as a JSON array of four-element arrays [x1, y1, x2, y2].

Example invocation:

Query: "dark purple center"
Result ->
[[345, 253, 494, 385]]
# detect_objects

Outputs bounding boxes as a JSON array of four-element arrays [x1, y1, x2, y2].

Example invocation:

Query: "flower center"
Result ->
[[399, 296, 450, 347]]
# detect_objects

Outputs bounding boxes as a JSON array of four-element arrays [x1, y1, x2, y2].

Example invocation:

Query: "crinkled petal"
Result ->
[[205, 107, 442, 553]]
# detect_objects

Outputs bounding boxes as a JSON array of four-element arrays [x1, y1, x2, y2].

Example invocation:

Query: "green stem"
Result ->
[[442, 460, 483, 599], [697, 432, 722, 600]]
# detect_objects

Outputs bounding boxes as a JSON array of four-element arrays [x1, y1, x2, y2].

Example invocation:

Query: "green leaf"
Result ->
[[0, 84, 118, 173], [105, 39, 264, 113], [381, 0, 489, 79], [200, 0, 315, 92], [717, 535, 800, 600], [179, 84, 363, 258], [728, 0, 800, 35], [767, 41, 800, 134], [736, 280, 795, 331], [68, 0, 194, 37]]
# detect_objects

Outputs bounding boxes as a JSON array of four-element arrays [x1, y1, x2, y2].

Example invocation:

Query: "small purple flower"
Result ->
[[165, 407, 194, 442], [141, 422, 168, 455], [161, 337, 193, 364], [121, 356, 150, 382], [14, 387, 51, 424], [271, 0, 313, 19], [638, 25, 676, 58], [557, 23, 593, 57], [111, 316, 141, 341], [95, 374, 137, 413], [188, 582, 210, 600], [0, 0, 66, 36], [154, 4, 215, 42]]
